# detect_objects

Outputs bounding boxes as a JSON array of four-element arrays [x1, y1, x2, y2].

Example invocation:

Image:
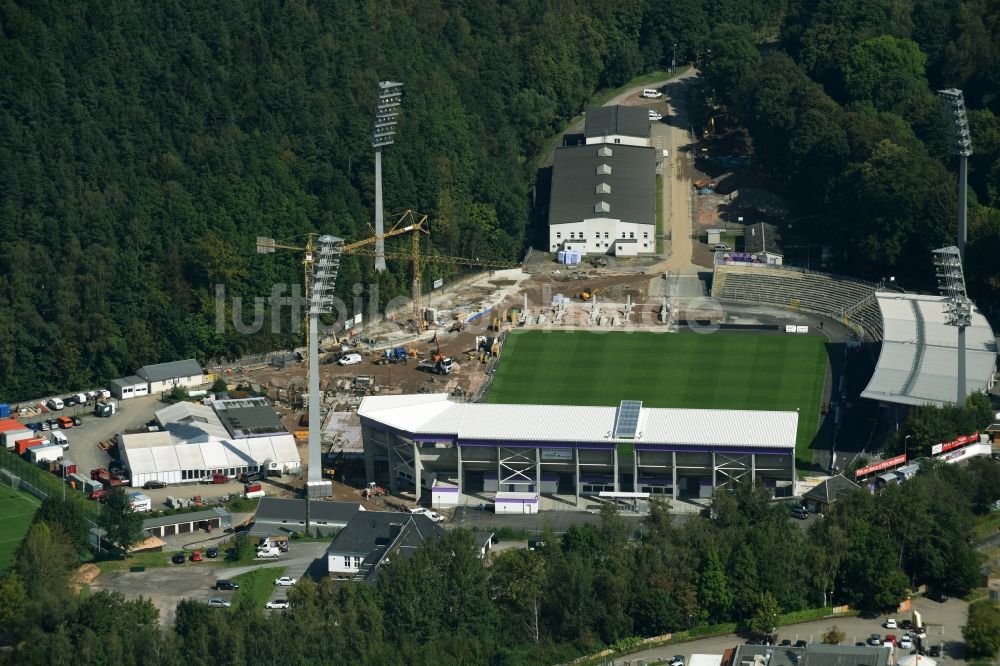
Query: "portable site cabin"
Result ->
[[431, 484, 460, 508], [494, 492, 539, 514], [894, 463, 920, 483], [28, 444, 63, 464], [876, 471, 898, 488]]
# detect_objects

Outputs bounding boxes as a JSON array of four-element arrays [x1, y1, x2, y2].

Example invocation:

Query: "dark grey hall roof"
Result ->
[[253, 498, 361, 527], [137, 359, 203, 382], [548, 143, 656, 226], [744, 222, 782, 255], [110, 376, 146, 389], [584, 105, 650, 140], [213, 397, 288, 438]]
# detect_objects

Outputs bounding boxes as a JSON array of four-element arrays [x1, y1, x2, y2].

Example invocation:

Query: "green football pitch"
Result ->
[[486, 331, 829, 466], [0, 484, 42, 573]]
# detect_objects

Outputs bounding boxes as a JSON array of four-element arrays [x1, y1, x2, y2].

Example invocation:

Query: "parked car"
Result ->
[[89, 489, 107, 501], [641, 89, 663, 99], [214, 579, 239, 591], [191, 550, 203, 562], [25, 422, 39, 431], [46, 418, 58, 430], [71, 415, 82, 426], [273, 576, 297, 587], [855, 642, 866, 647], [171, 553, 186, 564], [206, 547, 219, 559], [900, 619, 913, 630], [885, 619, 897, 629], [64, 396, 77, 407], [868, 634, 881, 646], [794, 640, 807, 648], [143, 480, 167, 490], [668, 657, 684, 666], [207, 598, 231, 608], [648, 110, 663, 121], [898, 635, 913, 649], [926, 590, 949, 602], [40, 420, 51, 431], [790, 507, 808, 520], [779, 639, 792, 647], [928, 644, 941, 657], [266, 599, 290, 610]]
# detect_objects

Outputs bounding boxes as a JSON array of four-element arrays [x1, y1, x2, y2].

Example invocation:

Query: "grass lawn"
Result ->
[[233, 566, 287, 609], [488, 331, 828, 467], [0, 484, 42, 573]]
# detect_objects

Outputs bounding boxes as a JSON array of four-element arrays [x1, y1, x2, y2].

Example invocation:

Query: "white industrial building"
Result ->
[[359, 394, 798, 510], [109, 375, 149, 400], [549, 106, 656, 256], [120, 397, 301, 487], [861, 292, 996, 407], [137, 359, 205, 394]]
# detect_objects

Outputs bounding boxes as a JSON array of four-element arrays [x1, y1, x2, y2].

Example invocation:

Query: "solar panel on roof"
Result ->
[[614, 400, 642, 439]]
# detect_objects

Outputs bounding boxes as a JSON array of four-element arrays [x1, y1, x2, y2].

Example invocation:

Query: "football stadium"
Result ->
[[359, 253, 996, 512]]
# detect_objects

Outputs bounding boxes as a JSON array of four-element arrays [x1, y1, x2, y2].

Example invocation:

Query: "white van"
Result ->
[[50, 431, 69, 450], [641, 89, 663, 99], [74, 392, 88, 405], [47, 398, 64, 411], [337, 353, 363, 366]]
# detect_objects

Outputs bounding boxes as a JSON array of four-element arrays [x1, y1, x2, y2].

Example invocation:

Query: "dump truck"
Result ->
[[244, 483, 265, 499], [417, 358, 454, 375], [90, 467, 123, 488]]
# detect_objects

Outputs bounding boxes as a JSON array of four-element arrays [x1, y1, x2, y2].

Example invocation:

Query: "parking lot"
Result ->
[[618, 595, 969, 665], [92, 541, 329, 627]]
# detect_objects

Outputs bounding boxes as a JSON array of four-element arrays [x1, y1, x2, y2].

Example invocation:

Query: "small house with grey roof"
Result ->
[[326, 511, 443, 582]]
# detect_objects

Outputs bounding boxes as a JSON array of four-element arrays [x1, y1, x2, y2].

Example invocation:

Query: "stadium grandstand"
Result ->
[[359, 394, 798, 510], [712, 255, 884, 340], [861, 292, 996, 407]]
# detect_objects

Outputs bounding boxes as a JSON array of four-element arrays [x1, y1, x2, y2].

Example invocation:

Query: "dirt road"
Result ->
[[659, 74, 698, 273]]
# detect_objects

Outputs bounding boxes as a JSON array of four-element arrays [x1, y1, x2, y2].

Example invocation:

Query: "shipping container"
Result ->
[[16, 437, 46, 455], [1, 427, 34, 450], [0, 404, 10, 418]]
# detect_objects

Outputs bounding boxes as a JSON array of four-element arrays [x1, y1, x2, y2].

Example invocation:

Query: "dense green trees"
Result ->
[[702, 0, 1000, 301], [2, 461, 998, 664]]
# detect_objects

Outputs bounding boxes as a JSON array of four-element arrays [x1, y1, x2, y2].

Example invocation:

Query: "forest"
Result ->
[[2, 0, 999, 400], [1, 458, 998, 665]]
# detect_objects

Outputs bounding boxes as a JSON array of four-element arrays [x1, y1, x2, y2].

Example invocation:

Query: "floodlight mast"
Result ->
[[933, 246, 972, 406], [305, 236, 343, 523], [938, 89, 973, 258], [372, 80, 403, 272]]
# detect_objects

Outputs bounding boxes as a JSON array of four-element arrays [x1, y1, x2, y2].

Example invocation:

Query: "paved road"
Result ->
[[91, 541, 329, 627], [618, 595, 969, 665]]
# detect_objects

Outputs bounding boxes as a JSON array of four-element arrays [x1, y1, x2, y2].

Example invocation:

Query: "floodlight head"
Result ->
[[373, 80, 404, 149], [933, 246, 972, 327], [938, 89, 973, 157]]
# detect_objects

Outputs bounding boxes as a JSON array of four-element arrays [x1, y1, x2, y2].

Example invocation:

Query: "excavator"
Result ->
[[577, 288, 602, 301]]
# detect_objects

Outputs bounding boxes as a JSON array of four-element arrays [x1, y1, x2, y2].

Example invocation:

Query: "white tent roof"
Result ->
[[862, 292, 996, 407], [358, 394, 797, 449], [155, 401, 230, 441], [122, 433, 299, 476]]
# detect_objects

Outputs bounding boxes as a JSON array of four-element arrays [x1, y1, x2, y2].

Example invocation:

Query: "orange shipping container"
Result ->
[[16, 438, 45, 455]]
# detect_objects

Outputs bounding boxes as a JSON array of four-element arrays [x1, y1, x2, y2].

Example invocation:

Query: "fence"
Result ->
[[0, 448, 97, 517]]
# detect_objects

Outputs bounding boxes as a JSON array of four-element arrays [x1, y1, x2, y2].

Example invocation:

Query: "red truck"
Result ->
[[90, 467, 123, 488]]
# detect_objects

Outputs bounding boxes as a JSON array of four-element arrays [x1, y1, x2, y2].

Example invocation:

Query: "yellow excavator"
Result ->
[[577, 288, 602, 301]]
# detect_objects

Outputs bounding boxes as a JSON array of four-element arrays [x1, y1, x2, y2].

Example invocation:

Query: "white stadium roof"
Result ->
[[861, 292, 996, 407], [358, 394, 798, 449]]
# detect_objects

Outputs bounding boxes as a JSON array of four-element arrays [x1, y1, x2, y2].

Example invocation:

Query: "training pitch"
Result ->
[[0, 484, 42, 573], [487, 331, 828, 465]]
